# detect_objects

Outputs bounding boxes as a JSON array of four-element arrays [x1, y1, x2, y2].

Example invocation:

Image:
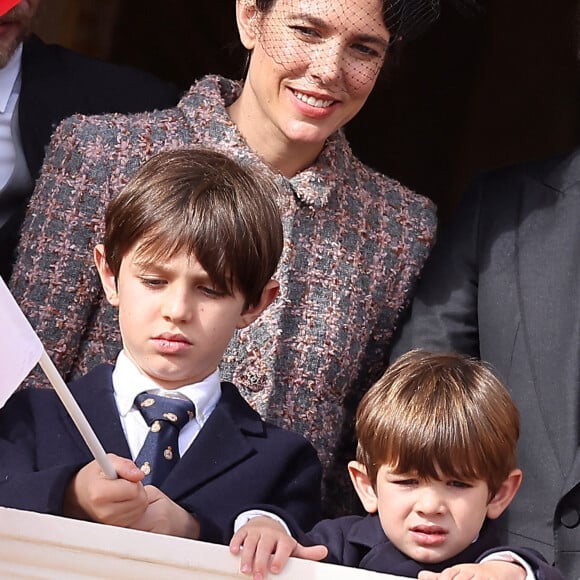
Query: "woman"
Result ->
[[12, 0, 438, 515]]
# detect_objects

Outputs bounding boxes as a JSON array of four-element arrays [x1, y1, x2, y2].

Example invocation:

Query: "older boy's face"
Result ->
[[372, 465, 492, 564], [102, 247, 250, 389]]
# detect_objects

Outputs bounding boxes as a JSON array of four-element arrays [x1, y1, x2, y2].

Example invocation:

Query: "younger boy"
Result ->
[[231, 350, 563, 579], [0, 148, 322, 544]]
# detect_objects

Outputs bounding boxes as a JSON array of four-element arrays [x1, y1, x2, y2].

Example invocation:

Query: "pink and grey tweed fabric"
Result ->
[[10, 75, 436, 515]]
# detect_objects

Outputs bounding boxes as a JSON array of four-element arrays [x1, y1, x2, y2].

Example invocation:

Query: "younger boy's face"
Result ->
[[371, 465, 491, 564], [96, 245, 260, 389], [349, 461, 511, 565]]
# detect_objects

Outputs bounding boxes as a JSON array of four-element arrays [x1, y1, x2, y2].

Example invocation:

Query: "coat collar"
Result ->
[[63, 364, 133, 459], [347, 515, 500, 575], [178, 75, 356, 209], [534, 147, 580, 194]]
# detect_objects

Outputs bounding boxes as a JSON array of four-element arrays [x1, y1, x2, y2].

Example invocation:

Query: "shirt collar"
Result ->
[[0, 43, 22, 113], [180, 75, 355, 209], [112, 350, 222, 425]]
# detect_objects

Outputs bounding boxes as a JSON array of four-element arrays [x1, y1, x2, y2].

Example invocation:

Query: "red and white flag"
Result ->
[[0, 276, 42, 405]]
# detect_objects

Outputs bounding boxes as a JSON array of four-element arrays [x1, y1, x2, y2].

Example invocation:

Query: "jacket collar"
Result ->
[[62, 364, 133, 459], [531, 147, 580, 194], [345, 514, 500, 575], [178, 75, 355, 209]]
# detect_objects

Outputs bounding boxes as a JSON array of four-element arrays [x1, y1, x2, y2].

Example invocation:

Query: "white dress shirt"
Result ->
[[111, 350, 221, 460]]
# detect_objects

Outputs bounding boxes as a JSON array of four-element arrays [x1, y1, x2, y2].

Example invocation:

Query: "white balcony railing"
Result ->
[[0, 507, 413, 579]]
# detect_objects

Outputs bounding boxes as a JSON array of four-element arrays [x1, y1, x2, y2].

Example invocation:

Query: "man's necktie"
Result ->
[[134, 393, 195, 486]]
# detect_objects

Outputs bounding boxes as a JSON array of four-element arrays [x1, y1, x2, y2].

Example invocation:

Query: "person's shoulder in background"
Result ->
[[19, 33, 181, 181], [22, 34, 181, 112]]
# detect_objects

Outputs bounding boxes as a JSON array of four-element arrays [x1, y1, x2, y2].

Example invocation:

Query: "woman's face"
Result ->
[[238, 0, 390, 151]]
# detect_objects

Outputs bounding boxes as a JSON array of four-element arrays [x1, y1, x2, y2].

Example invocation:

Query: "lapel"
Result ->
[[357, 516, 500, 575], [162, 383, 264, 501], [516, 154, 580, 479], [58, 364, 132, 459]]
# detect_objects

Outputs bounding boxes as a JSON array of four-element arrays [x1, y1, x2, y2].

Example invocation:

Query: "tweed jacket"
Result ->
[[299, 514, 563, 579], [11, 75, 436, 515], [0, 364, 322, 543]]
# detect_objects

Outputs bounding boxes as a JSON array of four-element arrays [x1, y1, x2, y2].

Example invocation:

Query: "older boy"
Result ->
[[0, 148, 321, 544], [231, 351, 563, 579]]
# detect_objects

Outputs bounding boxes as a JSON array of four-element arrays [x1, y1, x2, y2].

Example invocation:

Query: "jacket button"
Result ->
[[560, 506, 580, 528]]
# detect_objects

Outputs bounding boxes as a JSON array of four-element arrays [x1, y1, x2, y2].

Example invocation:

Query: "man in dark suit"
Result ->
[[0, 0, 179, 281], [390, 148, 580, 578]]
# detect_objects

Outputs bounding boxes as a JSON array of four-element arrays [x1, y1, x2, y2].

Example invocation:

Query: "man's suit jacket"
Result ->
[[0, 34, 180, 280], [391, 148, 580, 578], [0, 364, 322, 543], [300, 514, 562, 578]]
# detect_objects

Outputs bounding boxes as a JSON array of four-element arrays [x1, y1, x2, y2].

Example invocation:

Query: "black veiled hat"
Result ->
[[386, 0, 483, 43]]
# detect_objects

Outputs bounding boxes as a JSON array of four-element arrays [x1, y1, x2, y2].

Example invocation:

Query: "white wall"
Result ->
[[0, 507, 413, 579]]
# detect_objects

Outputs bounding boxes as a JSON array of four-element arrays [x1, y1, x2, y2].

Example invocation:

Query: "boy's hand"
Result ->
[[64, 453, 147, 527], [418, 560, 527, 579], [229, 516, 328, 580], [131, 485, 201, 539]]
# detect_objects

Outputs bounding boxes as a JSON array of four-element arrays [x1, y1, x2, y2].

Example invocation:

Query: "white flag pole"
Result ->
[[38, 350, 117, 480]]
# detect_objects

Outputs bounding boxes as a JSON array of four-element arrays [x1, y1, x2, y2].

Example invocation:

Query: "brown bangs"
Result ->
[[103, 148, 284, 307], [356, 350, 519, 497], [129, 192, 241, 298]]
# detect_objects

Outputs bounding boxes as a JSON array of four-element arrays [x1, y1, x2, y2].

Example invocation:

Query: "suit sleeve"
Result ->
[[217, 435, 323, 544], [389, 177, 487, 361], [298, 517, 360, 566], [226, 436, 322, 541], [478, 547, 565, 580], [0, 390, 85, 514], [267, 435, 322, 533]]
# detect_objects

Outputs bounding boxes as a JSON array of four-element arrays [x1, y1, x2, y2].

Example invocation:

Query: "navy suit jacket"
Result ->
[[0, 34, 180, 281], [300, 514, 563, 579], [391, 148, 580, 577], [0, 365, 322, 543]]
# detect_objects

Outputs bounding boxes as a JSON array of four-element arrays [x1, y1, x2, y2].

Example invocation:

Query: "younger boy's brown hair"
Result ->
[[356, 350, 520, 498], [103, 148, 284, 308]]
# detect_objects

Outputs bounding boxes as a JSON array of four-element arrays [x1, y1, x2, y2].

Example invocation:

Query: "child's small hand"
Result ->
[[418, 560, 526, 579], [64, 453, 147, 527], [229, 516, 328, 580], [131, 485, 201, 539]]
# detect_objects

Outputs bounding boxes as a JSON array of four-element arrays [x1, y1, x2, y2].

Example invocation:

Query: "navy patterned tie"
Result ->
[[134, 393, 195, 486]]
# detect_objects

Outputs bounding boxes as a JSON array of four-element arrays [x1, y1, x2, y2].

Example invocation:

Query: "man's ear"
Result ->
[[348, 461, 378, 514], [236, 0, 259, 50], [94, 244, 119, 307], [238, 279, 279, 329], [486, 468, 522, 520]]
